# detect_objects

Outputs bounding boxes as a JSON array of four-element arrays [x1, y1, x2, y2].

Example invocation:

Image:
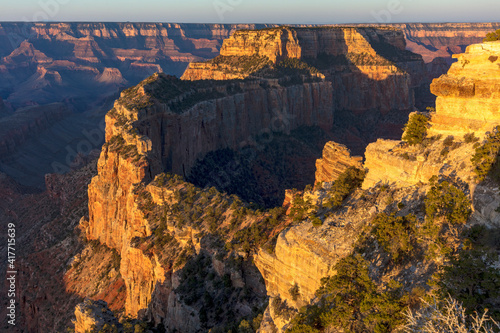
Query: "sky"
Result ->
[[0, 0, 499, 24]]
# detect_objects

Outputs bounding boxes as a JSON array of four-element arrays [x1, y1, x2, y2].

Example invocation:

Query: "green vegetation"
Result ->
[[484, 29, 500, 42], [227, 206, 286, 254], [276, 58, 319, 75], [372, 213, 418, 263], [289, 283, 300, 301], [284, 174, 481, 332], [471, 126, 500, 182], [323, 167, 366, 209], [425, 178, 471, 225], [287, 254, 407, 333], [118, 73, 244, 114], [209, 55, 272, 75], [432, 225, 500, 321], [464, 132, 479, 144], [272, 296, 296, 321], [402, 113, 429, 146]]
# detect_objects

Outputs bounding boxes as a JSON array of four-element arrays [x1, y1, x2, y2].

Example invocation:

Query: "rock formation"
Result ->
[[87, 73, 334, 251], [429, 41, 500, 138], [0, 22, 277, 187], [182, 26, 423, 115], [0, 22, 497, 187], [361, 41, 500, 189], [73, 299, 119, 333], [315, 141, 363, 184], [81, 25, 425, 330], [395, 22, 500, 63], [254, 40, 500, 333]]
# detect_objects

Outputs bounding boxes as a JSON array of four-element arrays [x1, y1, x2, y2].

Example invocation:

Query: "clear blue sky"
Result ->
[[1, 0, 499, 24]]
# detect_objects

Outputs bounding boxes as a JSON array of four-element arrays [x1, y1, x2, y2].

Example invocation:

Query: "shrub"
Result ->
[[289, 283, 300, 301], [372, 213, 418, 263], [425, 180, 471, 224], [402, 113, 429, 146], [433, 248, 500, 319], [464, 132, 479, 144], [471, 126, 500, 182], [287, 254, 406, 332], [484, 29, 500, 42], [310, 214, 323, 227], [323, 167, 365, 209], [443, 135, 454, 147]]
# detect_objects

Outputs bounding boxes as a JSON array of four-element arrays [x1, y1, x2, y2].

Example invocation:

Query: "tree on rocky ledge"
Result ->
[[484, 29, 500, 42]]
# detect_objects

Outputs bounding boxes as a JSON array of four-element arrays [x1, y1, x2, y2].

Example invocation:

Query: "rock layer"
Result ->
[[362, 42, 500, 189], [182, 26, 421, 115], [315, 141, 363, 184], [429, 41, 500, 138], [87, 74, 334, 252]]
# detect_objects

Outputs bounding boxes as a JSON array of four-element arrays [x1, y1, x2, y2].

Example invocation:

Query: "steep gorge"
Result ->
[[9, 24, 500, 333], [77, 26, 425, 332]]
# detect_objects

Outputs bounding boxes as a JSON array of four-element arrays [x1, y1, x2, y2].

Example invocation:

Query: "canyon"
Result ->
[[2, 22, 500, 333], [0, 22, 499, 187]]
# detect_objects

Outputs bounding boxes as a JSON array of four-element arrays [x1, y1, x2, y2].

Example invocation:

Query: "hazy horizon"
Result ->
[[1, 0, 499, 25]]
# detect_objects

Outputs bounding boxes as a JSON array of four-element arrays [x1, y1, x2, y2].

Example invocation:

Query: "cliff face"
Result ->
[[362, 42, 500, 189], [182, 26, 421, 115], [0, 22, 276, 108], [429, 41, 500, 138], [82, 73, 332, 326], [73, 299, 119, 333], [396, 23, 500, 63], [0, 22, 278, 187], [2, 22, 496, 188], [255, 40, 500, 333], [217, 26, 405, 62], [87, 74, 334, 252], [315, 141, 363, 184]]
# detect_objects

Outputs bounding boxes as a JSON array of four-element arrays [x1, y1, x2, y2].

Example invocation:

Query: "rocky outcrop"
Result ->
[[0, 22, 277, 108], [362, 137, 478, 189], [429, 41, 500, 138], [0, 23, 278, 187], [83, 72, 333, 323], [73, 299, 119, 333], [315, 141, 363, 184], [362, 42, 500, 189], [182, 26, 422, 115]]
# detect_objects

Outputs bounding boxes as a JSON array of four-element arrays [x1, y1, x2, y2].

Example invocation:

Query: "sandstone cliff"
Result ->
[[82, 71, 332, 331], [361, 42, 500, 189], [87, 73, 334, 251], [0, 22, 278, 187], [182, 26, 422, 115], [315, 141, 363, 184], [2, 22, 497, 188], [73, 299, 119, 333], [254, 40, 500, 332], [429, 41, 500, 138]]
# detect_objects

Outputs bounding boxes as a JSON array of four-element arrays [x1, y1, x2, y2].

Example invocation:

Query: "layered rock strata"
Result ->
[[315, 141, 363, 184], [182, 26, 423, 115], [87, 73, 334, 252], [362, 42, 500, 188], [84, 72, 333, 323], [429, 41, 500, 138]]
